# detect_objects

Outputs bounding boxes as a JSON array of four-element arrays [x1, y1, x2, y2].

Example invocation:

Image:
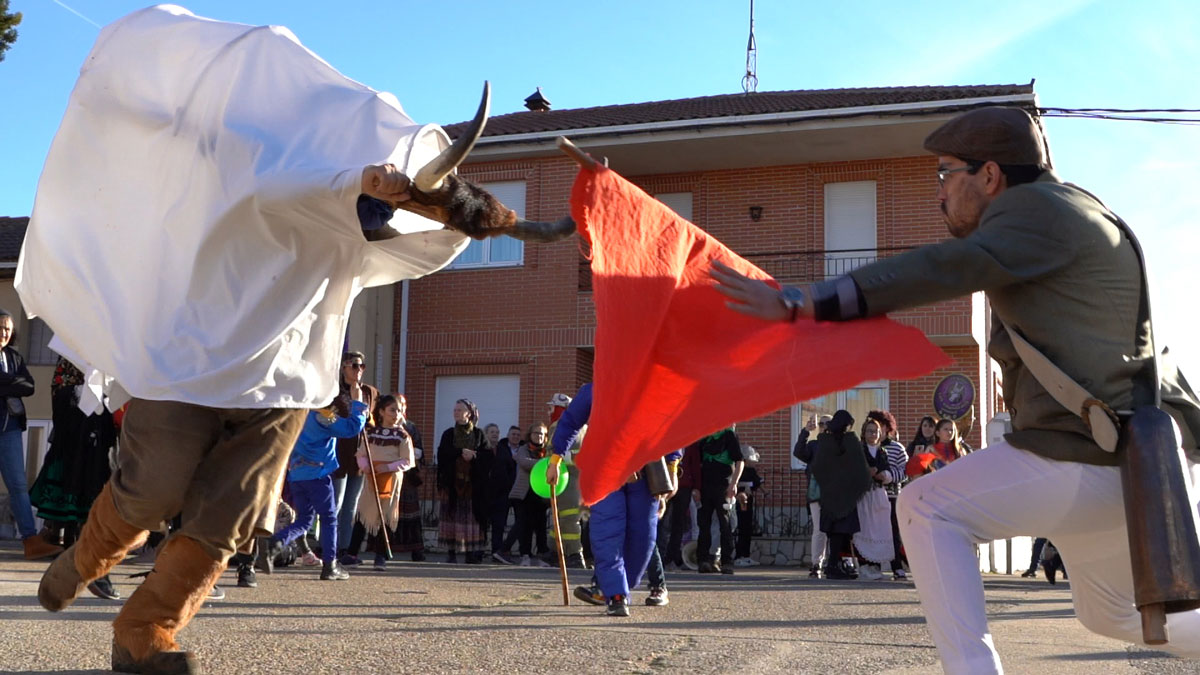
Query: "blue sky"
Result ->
[[1, 1, 1197, 372]]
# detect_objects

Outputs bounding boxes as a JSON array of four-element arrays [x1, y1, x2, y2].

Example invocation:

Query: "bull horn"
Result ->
[[506, 216, 577, 243], [413, 81, 491, 192]]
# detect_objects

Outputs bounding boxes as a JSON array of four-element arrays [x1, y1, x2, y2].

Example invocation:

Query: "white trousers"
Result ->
[[897, 440, 1200, 674], [809, 501, 828, 568]]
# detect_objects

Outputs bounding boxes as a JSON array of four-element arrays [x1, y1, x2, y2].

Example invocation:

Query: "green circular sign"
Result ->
[[530, 456, 568, 498]]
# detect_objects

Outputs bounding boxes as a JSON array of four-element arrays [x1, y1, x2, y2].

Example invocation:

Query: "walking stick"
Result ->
[[550, 480, 570, 606], [360, 428, 392, 559]]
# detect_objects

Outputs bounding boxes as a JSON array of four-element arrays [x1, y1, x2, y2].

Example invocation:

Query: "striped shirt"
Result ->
[[882, 439, 909, 498]]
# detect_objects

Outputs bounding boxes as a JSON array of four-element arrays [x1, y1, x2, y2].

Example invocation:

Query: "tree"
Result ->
[[0, 0, 21, 63]]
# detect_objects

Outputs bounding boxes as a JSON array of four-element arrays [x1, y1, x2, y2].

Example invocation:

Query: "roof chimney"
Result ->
[[524, 87, 551, 112]]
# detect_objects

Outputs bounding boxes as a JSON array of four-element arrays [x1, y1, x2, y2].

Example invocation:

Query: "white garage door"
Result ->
[[432, 375, 521, 462]]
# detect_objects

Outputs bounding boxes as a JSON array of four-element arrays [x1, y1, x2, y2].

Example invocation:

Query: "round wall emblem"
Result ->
[[933, 373, 975, 420]]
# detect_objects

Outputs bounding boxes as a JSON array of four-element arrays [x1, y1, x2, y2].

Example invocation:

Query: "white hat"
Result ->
[[547, 393, 572, 408]]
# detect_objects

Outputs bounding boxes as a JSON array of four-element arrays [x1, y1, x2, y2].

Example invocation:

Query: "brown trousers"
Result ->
[[111, 399, 306, 562]]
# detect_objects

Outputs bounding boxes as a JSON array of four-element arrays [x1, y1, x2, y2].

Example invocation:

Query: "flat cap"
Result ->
[[923, 107, 1048, 167]]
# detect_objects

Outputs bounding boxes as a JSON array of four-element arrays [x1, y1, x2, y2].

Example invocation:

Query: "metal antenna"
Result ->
[[742, 0, 758, 93]]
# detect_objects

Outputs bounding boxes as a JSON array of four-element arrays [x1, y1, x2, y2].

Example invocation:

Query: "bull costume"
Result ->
[[17, 6, 573, 673], [712, 107, 1200, 673]]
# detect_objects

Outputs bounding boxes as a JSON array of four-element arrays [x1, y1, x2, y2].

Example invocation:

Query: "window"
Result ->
[[449, 180, 525, 269], [432, 374, 520, 462], [823, 181, 877, 278], [789, 381, 889, 470], [655, 192, 693, 222], [25, 317, 58, 366]]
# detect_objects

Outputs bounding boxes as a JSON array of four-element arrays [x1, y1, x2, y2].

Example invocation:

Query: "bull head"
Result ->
[[382, 82, 576, 243]]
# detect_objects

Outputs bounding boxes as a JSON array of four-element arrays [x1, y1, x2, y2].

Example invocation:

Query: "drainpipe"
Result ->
[[397, 280, 410, 393]]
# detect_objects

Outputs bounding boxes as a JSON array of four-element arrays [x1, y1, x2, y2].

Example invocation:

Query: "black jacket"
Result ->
[[488, 438, 519, 504], [0, 347, 35, 432]]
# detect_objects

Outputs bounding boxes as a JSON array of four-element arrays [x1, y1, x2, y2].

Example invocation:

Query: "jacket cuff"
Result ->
[[811, 276, 866, 321]]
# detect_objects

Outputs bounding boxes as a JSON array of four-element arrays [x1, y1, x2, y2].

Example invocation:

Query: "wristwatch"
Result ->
[[777, 286, 807, 322]]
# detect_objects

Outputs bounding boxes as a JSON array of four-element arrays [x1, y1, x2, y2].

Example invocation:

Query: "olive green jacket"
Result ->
[[843, 171, 1199, 465]]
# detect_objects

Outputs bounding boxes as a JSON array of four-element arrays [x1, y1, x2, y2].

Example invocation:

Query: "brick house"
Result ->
[[398, 83, 1033, 557], [4, 84, 1032, 563]]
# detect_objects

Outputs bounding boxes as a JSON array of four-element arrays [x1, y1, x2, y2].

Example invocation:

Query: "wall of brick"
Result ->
[[394, 152, 998, 467]]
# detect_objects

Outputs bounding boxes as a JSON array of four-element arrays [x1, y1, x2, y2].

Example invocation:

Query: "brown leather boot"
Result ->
[[112, 535, 224, 675], [23, 534, 64, 560], [39, 482, 147, 612]]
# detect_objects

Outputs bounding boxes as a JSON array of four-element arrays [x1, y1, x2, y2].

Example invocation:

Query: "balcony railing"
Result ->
[[579, 247, 913, 292]]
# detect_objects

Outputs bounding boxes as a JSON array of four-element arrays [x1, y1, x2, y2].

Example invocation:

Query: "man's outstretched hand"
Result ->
[[708, 260, 813, 321]]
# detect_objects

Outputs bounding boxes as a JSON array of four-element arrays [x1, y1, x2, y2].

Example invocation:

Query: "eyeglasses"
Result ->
[[936, 165, 974, 187]]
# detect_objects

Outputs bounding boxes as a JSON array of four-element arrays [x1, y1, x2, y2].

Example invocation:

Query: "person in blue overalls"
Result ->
[[548, 383, 680, 617]]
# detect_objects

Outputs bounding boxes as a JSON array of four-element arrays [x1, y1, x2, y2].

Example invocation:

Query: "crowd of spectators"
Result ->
[[9, 340, 1065, 601]]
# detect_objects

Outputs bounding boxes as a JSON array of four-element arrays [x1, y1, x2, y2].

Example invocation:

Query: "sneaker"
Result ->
[[373, 558, 387, 572], [207, 584, 225, 600], [566, 553, 590, 569], [339, 553, 361, 566], [645, 586, 669, 606], [236, 564, 257, 588], [859, 564, 884, 581], [733, 557, 754, 568], [837, 558, 860, 579], [574, 584, 605, 606], [320, 561, 350, 581], [720, 564, 735, 575], [518, 555, 531, 567], [824, 566, 853, 580], [808, 567, 821, 578], [492, 551, 514, 565], [298, 551, 322, 567], [698, 561, 718, 574], [606, 594, 630, 617], [1021, 569, 1037, 578], [532, 556, 552, 568], [87, 575, 121, 600], [893, 569, 908, 581]]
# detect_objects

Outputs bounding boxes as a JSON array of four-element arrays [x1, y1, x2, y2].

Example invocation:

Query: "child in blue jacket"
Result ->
[[268, 384, 368, 580]]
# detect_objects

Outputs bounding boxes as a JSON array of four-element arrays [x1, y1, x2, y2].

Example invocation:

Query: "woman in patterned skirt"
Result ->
[[436, 399, 488, 563]]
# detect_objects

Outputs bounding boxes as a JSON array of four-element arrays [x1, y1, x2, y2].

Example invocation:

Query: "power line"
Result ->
[[47, 0, 101, 29], [1039, 107, 1200, 125]]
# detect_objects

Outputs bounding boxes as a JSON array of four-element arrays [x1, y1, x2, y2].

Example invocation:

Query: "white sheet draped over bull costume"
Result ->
[[19, 6, 478, 671], [17, 4, 468, 412]]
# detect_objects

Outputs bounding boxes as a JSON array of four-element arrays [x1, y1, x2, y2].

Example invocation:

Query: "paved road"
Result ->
[[0, 543, 1194, 674]]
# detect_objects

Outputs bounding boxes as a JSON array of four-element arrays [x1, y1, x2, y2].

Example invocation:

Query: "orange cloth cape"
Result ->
[[571, 166, 951, 505]]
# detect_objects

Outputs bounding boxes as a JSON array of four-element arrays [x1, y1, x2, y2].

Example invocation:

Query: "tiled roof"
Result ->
[[444, 83, 1034, 138], [0, 217, 28, 262]]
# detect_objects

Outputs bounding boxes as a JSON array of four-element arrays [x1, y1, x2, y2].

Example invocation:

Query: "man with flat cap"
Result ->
[[711, 106, 1200, 673]]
